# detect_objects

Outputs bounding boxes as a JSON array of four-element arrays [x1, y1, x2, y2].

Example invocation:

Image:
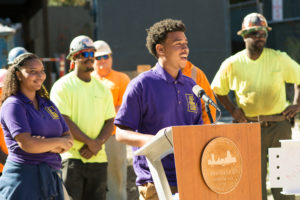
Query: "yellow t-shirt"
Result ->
[[50, 72, 116, 163], [92, 70, 130, 108], [92, 70, 130, 135], [211, 48, 300, 117]]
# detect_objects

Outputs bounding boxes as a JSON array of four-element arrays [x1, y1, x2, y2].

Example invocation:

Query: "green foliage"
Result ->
[[48, 0, 86, 6]]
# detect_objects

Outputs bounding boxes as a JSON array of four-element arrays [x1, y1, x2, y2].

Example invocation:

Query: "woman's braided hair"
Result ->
[[1, 53, 49, 105]]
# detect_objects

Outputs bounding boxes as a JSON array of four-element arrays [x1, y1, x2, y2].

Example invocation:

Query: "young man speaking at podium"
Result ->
[[114, 18, 203, 200]]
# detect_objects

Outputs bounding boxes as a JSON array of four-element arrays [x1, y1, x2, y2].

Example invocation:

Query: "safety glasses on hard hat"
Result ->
[[95, 55, 109, 60]]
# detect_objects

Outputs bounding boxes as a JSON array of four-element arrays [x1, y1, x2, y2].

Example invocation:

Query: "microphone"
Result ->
[[192, 85, 219, 111]]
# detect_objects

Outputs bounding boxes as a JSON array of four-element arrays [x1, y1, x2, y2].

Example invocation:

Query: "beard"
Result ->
[[248, 40, 265, 53], [254, 40, 265, 49]]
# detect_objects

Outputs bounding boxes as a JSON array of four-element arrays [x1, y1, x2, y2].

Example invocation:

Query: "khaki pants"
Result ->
[[105, 135, 127, 200], [138, 182, 177, 200], [62, 184, 70, 200]]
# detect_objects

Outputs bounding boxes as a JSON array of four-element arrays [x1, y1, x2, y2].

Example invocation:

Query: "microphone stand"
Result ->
[[205, 102, 214, 124]]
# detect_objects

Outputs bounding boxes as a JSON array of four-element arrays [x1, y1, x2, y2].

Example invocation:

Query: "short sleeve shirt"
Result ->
[[92, 69, 130, 107], [114, 63, 203, 186], [92, 69, 130, 135], [50, 72, 115, 163], [0, 92, 69, 169], [211, 48, 300, 116]]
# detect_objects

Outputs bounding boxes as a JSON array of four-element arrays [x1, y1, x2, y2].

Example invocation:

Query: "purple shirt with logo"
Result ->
[[0, 92, 69, 170], [114, 63, 203, 186]]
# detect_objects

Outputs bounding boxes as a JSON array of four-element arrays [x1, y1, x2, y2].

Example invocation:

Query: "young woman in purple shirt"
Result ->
[[0, 53, 73, 199]]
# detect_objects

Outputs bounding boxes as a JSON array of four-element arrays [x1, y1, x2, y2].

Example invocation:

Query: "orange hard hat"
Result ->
[[237, 13, 272, 37]]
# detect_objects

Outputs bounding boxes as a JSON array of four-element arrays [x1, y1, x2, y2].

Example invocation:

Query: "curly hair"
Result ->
[[146, 18, 186, 58], [1, 53, 49, 104]]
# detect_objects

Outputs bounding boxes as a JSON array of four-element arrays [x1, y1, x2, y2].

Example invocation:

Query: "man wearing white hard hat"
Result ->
[[92, 40, 130, 200], [51, 35, 115, 200], [211, 13, 300, 200]]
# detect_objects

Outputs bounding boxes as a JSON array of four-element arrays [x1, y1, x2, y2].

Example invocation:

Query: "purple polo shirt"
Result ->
[[114, 63, 203, 186], [0, 92, 69, 170]]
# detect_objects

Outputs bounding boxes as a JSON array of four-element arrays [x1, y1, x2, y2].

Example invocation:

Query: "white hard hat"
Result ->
[[94, 40, 112, 57], [7, 47, 28, 64], [67, 35, 95, 60]]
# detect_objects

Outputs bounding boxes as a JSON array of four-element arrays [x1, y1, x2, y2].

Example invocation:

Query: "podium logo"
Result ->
[[208, 150, 237, 166], [201, 137, 242, 194]]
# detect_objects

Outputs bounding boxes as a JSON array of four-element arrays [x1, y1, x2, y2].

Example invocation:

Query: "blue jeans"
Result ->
[[62, 159, 108, 200], [0, 159, 64, 200]]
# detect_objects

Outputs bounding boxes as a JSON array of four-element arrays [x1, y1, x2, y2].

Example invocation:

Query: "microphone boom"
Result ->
[[192, 85, 219, 111]]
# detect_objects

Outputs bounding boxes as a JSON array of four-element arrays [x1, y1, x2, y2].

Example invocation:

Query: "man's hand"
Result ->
[[79, 144, 94, 159], [86, 139, 102, 155], [215, 94, 247, 123], [282, 104, 300, 119], [232, 107, 248, 123]]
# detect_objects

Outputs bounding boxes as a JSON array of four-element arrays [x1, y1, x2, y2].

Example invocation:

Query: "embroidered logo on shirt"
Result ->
[[185, 94, 198, 113], [45, 106, 59, 119]]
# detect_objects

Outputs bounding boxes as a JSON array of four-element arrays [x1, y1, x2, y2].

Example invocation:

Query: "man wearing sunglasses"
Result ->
[[92, 40, 130, 200], [211, 13, 300, 200], [50, 35, 115, 200]]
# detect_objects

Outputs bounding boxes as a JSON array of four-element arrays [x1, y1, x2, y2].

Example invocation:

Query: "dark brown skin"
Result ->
[[216, 31, 300, 122]]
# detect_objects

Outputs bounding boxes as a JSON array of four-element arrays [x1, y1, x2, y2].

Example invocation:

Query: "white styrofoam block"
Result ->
[[269, 140, 300, 194], [280, 139, 300, 148], [269, 148, 282, 188]]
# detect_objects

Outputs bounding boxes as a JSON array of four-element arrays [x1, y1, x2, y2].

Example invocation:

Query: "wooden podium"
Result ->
[[173, 123, 261, 200], [135, 123, 261, 200]]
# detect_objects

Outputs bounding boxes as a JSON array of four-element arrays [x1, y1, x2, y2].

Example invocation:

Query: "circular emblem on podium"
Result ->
[[201, 137, 242, 194]]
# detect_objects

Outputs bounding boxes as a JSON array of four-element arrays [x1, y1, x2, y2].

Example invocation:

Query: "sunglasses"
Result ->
[[246, 31, 268, 39], [79, 51, 94, 58], [95, 55, 109, 60]]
